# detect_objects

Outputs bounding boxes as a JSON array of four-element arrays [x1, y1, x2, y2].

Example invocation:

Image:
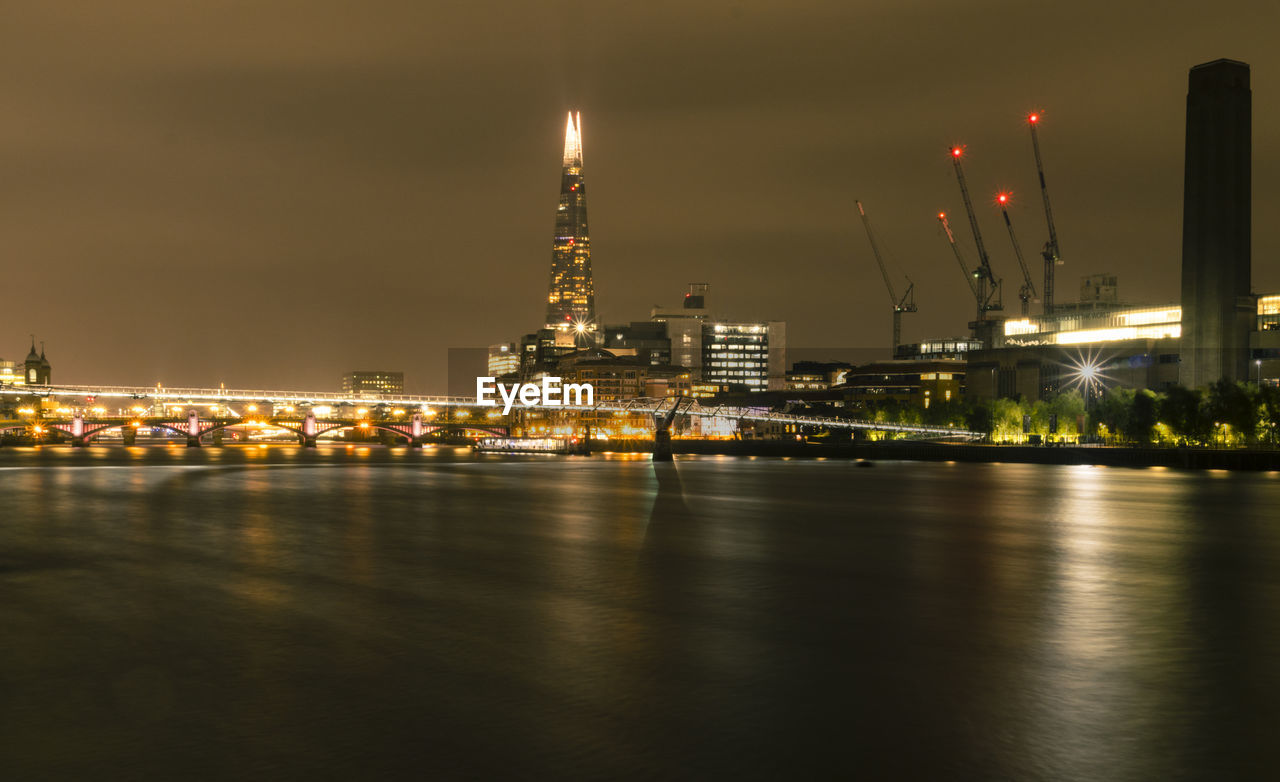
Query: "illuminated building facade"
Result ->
[[557, 349, 645, 401], [340, 371, 404, 396], [650, 284, 786, 390], [967, 294, 1280, 399], [545, 112, 597, 340], [836, 360, 965, 407], [0, 357, 19, 385], [702, 322, 784, 391], [487, 344, 519, 378], [895, 337, 982, 361], [554, 348, 691, 401], [785, 372, 830, 391], [997, 305, 1183, 348], [1260, 294, 1280, 332], [644, 366, 692, 398], [784, 362, 855, 391]]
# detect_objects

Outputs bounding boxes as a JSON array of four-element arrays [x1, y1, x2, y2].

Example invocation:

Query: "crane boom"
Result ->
[[1028, 114, 1062, 315], [856, 200, 899, 306], [855, 200, 917, 355], [997, 194, 1038, 316], [949, 147, 1001, 317], [938, 211, 981, 314]]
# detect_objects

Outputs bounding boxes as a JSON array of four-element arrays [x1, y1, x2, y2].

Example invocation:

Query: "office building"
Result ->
[[487, 344, 519, 378], [785, 362, 855, 391], [650, 283, 711, 372], [837, 360, 966, 408], [650, 284, 786, 390], [703, 322, 783, 391], [341, 371, 404, 396], [603, 322, 672, 366]]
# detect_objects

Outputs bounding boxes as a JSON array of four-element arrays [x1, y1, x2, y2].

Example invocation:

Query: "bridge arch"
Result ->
[[193, 420, 306, 443], [54, 422, 191, 443]]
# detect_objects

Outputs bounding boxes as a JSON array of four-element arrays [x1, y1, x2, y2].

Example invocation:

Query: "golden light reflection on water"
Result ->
[[1025, 464, 1196, 774]]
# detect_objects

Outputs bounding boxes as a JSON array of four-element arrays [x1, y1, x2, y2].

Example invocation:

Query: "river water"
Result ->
[[2, 446, 1277, 780]]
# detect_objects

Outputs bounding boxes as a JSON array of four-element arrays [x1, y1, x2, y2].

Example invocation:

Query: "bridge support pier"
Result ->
[[71, 437, 87, 448], [186, 411, 201, 448], [653, 430, 673, 462], [211, 430, 224, 447], [651, 400, 684, 462], [302, 412, 318, 448], [122, 428, 137, 446], [410, 414, 423, 448]]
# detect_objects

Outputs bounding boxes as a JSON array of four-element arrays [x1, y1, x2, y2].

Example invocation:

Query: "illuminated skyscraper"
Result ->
[[545, 112, 597, 342]]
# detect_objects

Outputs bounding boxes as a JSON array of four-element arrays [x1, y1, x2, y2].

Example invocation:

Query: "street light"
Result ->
[[1257, 358, 1263, 386]]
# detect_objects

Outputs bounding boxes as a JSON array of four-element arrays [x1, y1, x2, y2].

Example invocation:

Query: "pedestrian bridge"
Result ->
[[1, 382, 982, 444]]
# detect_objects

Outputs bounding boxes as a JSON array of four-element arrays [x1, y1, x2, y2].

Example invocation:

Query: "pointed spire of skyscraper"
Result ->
[[563, 111, 583, 168]]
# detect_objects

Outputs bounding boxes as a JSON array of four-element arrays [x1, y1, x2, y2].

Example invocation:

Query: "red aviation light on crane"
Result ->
[[937, 212, 947, 220], [1028, 113, 1040, 124], [951, 147, 964, 158], [996, 192, 1010, 206]]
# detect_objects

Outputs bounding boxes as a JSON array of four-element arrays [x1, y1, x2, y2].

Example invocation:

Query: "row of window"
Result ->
[[707, 372, 765, 381]]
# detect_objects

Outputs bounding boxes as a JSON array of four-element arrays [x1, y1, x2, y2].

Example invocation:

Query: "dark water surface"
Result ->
[[2, 446, 1278, 780]]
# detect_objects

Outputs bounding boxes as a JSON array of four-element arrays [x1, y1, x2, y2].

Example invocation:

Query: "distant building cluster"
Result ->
[[496, 114, 787, 402], [850, 58, 1277, 408]]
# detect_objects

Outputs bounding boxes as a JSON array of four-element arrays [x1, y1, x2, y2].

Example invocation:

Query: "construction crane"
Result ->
[[948, 146, 1002, 317], [1027, 113, 1063, 315], [937, 211, 981, 313], [855, 200, 917, 356], [996, 192, 1038, 316]]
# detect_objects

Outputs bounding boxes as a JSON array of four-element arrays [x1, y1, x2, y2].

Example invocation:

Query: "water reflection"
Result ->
[[0, 449, 1277, 778]]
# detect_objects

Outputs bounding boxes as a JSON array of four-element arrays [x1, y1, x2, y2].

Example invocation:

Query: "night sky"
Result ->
[[3, 1, 1277, 393]]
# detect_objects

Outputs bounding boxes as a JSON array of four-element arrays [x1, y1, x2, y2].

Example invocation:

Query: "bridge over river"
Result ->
[[1, 383, 980, 446]]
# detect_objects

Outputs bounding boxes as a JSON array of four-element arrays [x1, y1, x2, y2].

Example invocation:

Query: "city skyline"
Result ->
[[1, 2, 1277, 393]]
